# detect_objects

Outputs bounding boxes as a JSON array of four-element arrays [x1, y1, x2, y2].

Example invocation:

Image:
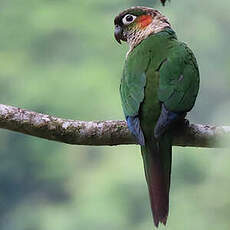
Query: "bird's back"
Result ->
[[125, 28, 179, 137]]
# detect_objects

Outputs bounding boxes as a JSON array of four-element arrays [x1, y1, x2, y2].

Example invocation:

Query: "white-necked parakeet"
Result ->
[[114, 6, 199, 227]]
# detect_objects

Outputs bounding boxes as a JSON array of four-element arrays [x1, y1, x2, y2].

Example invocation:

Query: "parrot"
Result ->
[[114, 6, 199, 227]]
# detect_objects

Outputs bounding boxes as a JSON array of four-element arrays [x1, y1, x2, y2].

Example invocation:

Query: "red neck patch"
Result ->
[[137, 15, 153, 29]]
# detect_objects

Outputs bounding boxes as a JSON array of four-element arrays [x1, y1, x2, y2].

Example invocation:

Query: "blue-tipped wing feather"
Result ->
[[126, 116, 145, 146]]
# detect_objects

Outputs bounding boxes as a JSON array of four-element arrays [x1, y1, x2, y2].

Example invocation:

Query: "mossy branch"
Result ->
[[0, 104, 229, 148]]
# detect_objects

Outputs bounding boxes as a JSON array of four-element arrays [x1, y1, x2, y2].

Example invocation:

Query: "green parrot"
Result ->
[[114, 6, 199, 227]]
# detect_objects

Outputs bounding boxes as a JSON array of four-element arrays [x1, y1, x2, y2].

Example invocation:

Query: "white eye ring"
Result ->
[[122, 14, 137, 25]]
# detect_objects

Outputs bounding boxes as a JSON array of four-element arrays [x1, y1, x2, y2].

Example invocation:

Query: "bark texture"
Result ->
[[0, 104, 229, 148]]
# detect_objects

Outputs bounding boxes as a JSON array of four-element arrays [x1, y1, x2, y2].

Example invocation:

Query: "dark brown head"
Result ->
[[114, 6, 171, 50]]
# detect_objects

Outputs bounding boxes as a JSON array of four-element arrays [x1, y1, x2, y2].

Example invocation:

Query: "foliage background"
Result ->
[[0, 0, 230, 229]]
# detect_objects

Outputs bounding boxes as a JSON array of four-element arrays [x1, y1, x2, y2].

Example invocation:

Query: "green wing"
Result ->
[[120, 50, 149, 117], [158, 42, 200, 112]]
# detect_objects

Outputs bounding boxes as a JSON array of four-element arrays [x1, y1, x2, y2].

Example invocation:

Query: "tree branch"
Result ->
[[0, 104, 229, 148]]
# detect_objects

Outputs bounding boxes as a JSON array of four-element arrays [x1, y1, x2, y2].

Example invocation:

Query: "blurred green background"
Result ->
[[0, 0, 230, 229]]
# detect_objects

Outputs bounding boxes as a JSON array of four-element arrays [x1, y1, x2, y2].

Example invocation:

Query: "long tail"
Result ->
[[141, 135, 172, 228]]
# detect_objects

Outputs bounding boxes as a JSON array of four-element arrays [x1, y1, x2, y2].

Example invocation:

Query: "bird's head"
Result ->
[[114, 6, 171, 51]]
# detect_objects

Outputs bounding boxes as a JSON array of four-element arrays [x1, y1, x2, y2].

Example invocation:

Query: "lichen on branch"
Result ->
[[0, 104, 229, 148]]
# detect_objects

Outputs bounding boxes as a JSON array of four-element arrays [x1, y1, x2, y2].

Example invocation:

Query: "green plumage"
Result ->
[[120, 28, 199, 117], [120, 28, 199, 226]]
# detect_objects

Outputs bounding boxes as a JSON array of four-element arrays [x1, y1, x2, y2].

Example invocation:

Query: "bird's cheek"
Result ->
[[137, 15, 153, 29]]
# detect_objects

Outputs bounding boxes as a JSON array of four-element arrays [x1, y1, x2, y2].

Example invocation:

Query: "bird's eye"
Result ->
[[122, 14, 136, 25]]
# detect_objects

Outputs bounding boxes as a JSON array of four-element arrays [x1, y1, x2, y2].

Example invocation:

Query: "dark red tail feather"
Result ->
[[141, 139, 172, 227]]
